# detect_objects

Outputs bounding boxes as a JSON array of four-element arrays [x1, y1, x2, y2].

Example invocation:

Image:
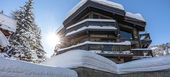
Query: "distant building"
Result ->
[[55, 0, 152, 63], [0, 12, 16, 52]]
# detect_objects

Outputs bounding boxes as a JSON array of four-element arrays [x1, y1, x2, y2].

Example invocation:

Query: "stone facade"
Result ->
[[74, 67, 170, 77]]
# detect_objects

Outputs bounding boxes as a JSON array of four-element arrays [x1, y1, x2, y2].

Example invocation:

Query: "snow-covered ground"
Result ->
[[43, 50, 170, 74], [150, 42, 170, 56], [0, 57, 77, 77]]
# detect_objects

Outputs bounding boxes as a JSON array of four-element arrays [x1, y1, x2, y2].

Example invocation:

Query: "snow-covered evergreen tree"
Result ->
[[9, 0, 46, 63]]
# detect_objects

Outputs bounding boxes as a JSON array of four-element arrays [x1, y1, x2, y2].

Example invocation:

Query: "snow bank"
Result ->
[[0, 58, 77, 77], [126, 12, 145, 21], [0, 31, 10, 47], [42, 50, 118, 73], [0, 53, 8, 58], [64, 0, 124, 20], [119, 55, 170, 74], [0, 14, 17, 32], [43, 50, 170, 74]]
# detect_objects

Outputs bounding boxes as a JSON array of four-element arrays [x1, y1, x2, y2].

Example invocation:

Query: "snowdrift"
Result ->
[[0, 58, 77, 77], [43, 50, 170, 74], [42, 50, 118, 73]]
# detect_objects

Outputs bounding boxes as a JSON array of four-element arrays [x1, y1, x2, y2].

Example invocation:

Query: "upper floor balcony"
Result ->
[[65, 19, 118, 37], [140, 33, 152, 48]]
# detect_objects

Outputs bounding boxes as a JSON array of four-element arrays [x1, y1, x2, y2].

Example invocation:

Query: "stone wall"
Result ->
[[73, 67, 170, 77]]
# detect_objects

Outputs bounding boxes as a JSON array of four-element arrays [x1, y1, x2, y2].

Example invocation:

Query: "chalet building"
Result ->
[[55, 0, 152, 63], [0, 12, 16, 52]]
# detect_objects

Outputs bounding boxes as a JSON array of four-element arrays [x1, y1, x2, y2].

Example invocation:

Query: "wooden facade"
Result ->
[[55, 0, 152, 63]]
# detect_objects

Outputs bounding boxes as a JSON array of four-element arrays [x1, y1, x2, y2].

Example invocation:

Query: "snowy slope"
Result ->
[[0, 58, 77, 77], [150, 42, 170, 56], [43, 50, 170, 74], [0, 14, 17, 32], [0, 31, 10, 47]]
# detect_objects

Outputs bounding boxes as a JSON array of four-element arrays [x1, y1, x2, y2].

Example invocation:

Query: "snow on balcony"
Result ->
[[0, 14, 17, 32], [64, 0, 124, 20], [0, 31, 10, 47], [57, 41, 131, 52], [126, 12, 145, 21], [66, 19, 116, 29], [43, 49, 170, 74], [0, 58, 77, 77], [66, 26, 117, 36]]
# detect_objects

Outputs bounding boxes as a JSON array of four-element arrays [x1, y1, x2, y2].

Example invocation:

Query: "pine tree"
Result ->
[[9, 0, 46, 63]]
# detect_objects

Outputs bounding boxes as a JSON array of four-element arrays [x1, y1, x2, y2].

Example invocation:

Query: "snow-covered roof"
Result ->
[[58, 41, 131, 51], [64, 0, 124, 20], [0, 58, 77, 77], [0, 31, 10, 47], [66, 26, 117, 36], [0, 14, 17, 32], [43, 49, 170, 74], [126, 12, 145, 21], [67, 19, 116, 29]]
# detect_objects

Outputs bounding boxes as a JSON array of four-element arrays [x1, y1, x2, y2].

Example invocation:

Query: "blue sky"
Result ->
[[1, 0, 170, 57]]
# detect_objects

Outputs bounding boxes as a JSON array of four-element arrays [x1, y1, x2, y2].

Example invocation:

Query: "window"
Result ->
[[120, 31, 132, 40]]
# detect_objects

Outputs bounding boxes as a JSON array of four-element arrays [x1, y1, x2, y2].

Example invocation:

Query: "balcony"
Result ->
[[65, 19, 118, 37], [57, 41, 131, 54], [140, 33, 152, 48]]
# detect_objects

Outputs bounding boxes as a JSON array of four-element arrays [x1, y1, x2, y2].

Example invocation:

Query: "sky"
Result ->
[[0, 0, 170, 57]]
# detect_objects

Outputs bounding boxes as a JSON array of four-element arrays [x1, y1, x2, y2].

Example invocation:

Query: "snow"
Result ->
[[118, 55, 170, 74], [0, 53, 8, 58], [66, 19, 116, 29], [126, 12, 145, 21], [0, 31, 10, 47], [43, 50, 170, 74], [0, 14, 17, 32], [0, 58, 77, 77], [42, 50, 118, 73], [64, 0, 124, 20], [66, 26, 117, 36], [58, 41, 131, 51]]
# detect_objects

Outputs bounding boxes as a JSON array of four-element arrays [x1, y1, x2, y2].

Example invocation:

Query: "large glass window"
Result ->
[[120, 31, 132, 40]]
